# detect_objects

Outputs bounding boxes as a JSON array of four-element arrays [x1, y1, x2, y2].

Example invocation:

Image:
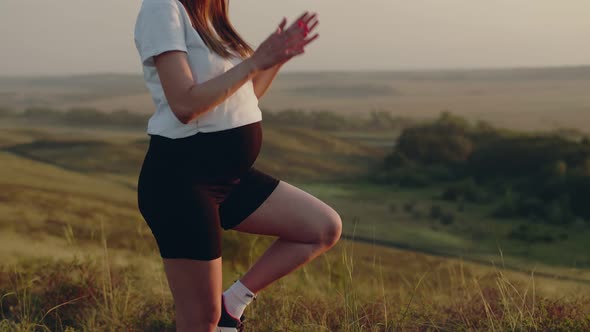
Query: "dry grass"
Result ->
[[0, 121, 588, 331], [0, 229, 588, 331]]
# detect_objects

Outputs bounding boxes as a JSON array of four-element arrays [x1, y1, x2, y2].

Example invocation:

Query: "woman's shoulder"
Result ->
[[137, 0, 187, 26], [139, 0, 182, 10]]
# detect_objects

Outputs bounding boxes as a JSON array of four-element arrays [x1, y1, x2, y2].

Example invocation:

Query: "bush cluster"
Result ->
[[372, 111, 590, 225]]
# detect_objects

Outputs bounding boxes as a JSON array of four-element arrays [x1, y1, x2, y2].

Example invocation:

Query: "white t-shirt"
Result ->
[[134, 0, 262, 139]]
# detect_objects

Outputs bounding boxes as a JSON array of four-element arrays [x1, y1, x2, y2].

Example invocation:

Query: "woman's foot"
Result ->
[[218, 295, 246, 332]]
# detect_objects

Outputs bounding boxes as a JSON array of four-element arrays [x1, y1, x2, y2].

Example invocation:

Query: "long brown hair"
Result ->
[[178, 0, 255, 59]]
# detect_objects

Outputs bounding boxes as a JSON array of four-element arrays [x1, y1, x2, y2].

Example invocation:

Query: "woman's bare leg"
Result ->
[[230, 180, 342, 293], [162, 257, 223, 332]]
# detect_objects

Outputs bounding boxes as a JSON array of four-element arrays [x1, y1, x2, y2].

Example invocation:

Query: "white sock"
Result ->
[[222, 280, 257, 319]]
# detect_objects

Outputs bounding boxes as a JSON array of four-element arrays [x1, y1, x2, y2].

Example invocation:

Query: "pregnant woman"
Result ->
[[133, 1, 342, 331]]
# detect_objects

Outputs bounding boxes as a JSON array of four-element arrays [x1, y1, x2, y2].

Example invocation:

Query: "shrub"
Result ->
[[430, 204, 443, 219], [388, 202, 397, 213], [467, 135, 590, 180], [398, 171, 431, 187], [396, 124, 474, 164], [543, 199, 575, 225], [439, 211, 455, 225], [457, 199, 465, 212], [441, 178, 486, 203], [383, 151, 411, 168], [403, 201, 416, 213], [506, 224, 571, 244]]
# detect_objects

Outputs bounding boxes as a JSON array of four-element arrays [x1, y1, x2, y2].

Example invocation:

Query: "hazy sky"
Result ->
[[1, 0, 589, 77]]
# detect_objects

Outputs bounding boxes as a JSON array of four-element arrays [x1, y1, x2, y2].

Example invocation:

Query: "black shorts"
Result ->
[[136, 121, 280, 261]]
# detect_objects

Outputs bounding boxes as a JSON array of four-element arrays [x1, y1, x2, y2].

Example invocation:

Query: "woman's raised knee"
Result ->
[[317, 209, 343, 248]]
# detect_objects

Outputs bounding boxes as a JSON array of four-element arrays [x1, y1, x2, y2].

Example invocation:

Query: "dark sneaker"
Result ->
[[218, 294, 246, 332]]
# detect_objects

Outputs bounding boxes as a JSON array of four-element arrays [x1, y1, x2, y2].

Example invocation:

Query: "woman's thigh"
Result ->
[[230, 180, 342, 246]]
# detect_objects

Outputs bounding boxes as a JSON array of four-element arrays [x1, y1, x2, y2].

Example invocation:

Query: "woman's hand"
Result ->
[[250, 11, 319, 71]]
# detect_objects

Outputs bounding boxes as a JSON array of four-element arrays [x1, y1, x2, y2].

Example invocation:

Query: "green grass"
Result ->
[[0, 123, 384, 183], [1, 124, 588, 275], [0, 123, 589, 330], [294, 180, 590, 279]]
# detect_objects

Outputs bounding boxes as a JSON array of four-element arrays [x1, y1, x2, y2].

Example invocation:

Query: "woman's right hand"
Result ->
[[250, 11, 319, 71]]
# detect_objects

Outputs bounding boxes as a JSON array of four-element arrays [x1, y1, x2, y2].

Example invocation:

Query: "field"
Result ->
[[1, 67, 590, 330], [1, 120, 589, 331], [3, 66, 590, 133]]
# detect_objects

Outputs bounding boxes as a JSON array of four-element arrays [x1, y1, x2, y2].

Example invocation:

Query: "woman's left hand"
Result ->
[[275, 11, 319, 65]]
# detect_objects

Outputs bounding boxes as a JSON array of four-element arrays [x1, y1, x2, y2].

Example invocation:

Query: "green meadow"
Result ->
[[1, 106, 589, 331]]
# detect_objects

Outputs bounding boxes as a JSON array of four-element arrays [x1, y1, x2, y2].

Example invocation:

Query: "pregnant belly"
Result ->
[[143, 121, 263, 185], [187, 121, 263, 182]]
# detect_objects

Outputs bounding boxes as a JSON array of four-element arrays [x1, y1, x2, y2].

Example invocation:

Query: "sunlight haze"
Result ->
[[1, 0, 589, 76]]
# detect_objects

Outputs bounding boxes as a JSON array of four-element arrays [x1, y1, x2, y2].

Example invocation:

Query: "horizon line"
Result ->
[[2, 63, 590, 79]]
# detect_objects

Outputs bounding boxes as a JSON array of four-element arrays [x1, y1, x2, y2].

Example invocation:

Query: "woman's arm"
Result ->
[[251, 62, 283, 100], [154, 50, 261, 124]]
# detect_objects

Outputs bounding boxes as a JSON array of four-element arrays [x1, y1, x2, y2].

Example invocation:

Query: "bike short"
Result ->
[[136, 121, 280, 261]]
